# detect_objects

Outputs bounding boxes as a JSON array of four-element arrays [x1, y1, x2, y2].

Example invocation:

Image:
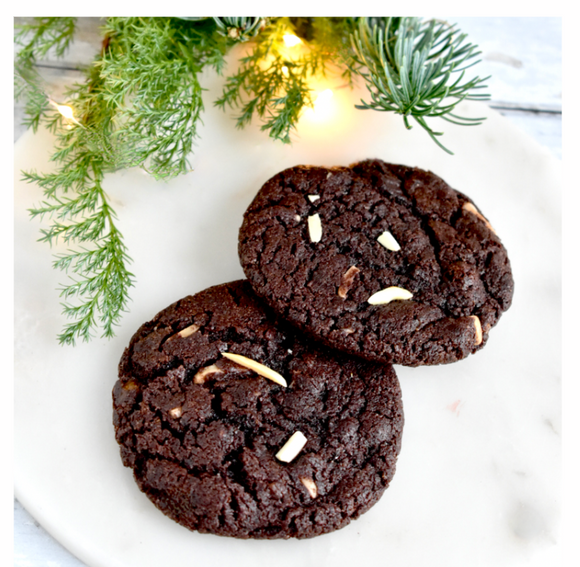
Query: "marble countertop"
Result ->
[[13, 17, 563, 567]]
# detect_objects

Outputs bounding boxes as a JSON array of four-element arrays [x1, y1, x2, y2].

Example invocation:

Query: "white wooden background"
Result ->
[[13, 16, 562, 567]]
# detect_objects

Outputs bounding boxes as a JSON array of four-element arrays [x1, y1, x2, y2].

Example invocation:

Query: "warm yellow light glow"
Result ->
[[302, 87, 337, 126], [312, 89, 334, 118], [300, 81, 354, 139], [282, 65, 289, 76], [49, 99, 81, 126], [283, 33, 302, 48], [314, 89, 334, 108], [56, 104, 75, 119]]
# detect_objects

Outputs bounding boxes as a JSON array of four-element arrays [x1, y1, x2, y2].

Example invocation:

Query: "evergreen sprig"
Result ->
[[215, 17, 355, 143], [27, 161, 133, 344], [21, 57, 135, 344], [15, 17, 77, 131], [15, 16, 490, 344], [98, 17, 227, 178], [213, 17, 267, 41], [350, 17, 490, 153]]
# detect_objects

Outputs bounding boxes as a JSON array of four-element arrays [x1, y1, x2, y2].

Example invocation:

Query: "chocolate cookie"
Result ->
[[239, 159, 514, 366], [113, 280, 403, 539]]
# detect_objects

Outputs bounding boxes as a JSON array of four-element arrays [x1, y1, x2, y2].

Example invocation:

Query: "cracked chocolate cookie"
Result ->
[[239, 159, 514, 366], [113, 280, 404, 539]]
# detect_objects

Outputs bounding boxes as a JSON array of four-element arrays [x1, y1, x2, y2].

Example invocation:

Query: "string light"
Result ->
[[301, 86, 338, 126], [314, 89, 333, 109], [311, 89, 334, 120], [49, 99, 82, 126], [283, 33, 302, 48]]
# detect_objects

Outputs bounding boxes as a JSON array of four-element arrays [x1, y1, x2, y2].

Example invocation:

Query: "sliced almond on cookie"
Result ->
[[338, 266, 360, 299], [377, 230, 401, 252], [167, 324, 200, 341], [462, 202, 496, 234], [300, 477, 318, 498], [308, 213, 322, 243], [221, 353, 287, 387], [193, 364, 224, 384], [276, 431, 307, 463], [368, 286, 413, 305], [470, 315, 483, 345]]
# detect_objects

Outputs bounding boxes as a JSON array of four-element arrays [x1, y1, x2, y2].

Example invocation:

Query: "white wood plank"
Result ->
[[14, 17, 104, 67], [448, 17, 562, 110], [495, 109, 561, 160]]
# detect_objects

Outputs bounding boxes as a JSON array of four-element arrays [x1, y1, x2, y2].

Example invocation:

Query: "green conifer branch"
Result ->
[[15, 16, 490, 344], [14, 17, 77, 131], [350, 17, 490, 153]]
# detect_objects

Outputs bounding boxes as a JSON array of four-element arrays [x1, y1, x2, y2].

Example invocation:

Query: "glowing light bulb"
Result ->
[[283, 33, 302, 48], [302, 88, 336, 126], [314, 89, 334, 108], [49, 99, 81, 126], [56, 104, 75, 119]]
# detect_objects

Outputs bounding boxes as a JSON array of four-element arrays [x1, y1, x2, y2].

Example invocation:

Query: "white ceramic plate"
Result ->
[[15, 64, 562, 567]]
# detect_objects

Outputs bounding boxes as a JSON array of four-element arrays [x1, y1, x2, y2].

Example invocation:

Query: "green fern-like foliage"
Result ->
[[18, 17, 228, 344], [15, 17, 77, 131], [22, 61, 134, 345], [15, 16, 490, 344], [215, 17, 355, 143]]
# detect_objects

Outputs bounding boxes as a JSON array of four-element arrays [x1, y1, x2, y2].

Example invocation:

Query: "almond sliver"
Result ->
[[276, 431, 307, 463], [300, 477, 318, 498], [470, 315, 483, 345], [462, 202, 496, 233], [166, 323, 200, 342], [193, 364, 223, 384], [221, 352, 287, 387], [308, 214, 322, 243], [377, 230, 401, 252], [368, 286, 413, 305]]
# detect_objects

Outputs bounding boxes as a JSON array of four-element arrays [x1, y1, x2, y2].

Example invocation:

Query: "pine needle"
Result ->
[[15, 16, 490, 344]]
